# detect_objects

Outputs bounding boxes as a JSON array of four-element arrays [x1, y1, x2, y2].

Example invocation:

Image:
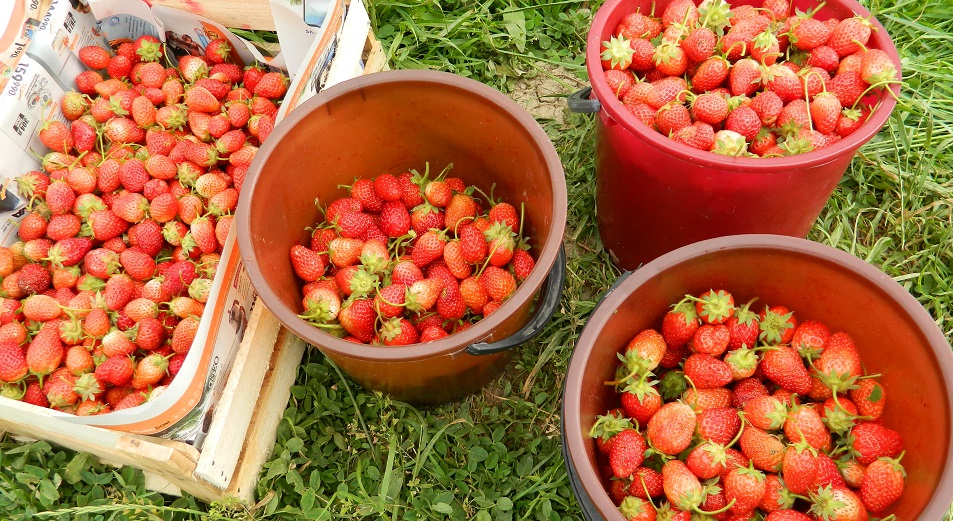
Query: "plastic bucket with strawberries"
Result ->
[[569, 0, 902, 271], [236, 70, 567, 405], [561, 234, 953, 519]]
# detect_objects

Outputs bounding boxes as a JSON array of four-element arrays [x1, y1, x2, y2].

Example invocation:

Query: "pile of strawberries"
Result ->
[[0, 37, 288, 415], [590, 289, 905, 520], [598, 0, 898, 156], [289, 167, 536, 345]]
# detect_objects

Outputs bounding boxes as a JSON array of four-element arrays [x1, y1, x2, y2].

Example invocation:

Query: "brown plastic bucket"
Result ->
[[562, 235, 953, 519], [236, 70, 568, 405]]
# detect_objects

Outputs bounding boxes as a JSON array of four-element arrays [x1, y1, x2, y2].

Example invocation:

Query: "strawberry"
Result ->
[[691, 56, 730, 94], [789, 17, 833, 51], [671, 121, 715, 151], [652, 41, 688, 77], [45, 370, 79, 407], [813, 332, 862, 394], [780, 442, 819, 496], [103, 117, 145, 144], [511, 248, 535, 282], [338, 298, 377, 343], [375, 201, 409, 238], [605, 70, 635, 99], [608, 428, 646, 478], [184, 86, 221, 113], [600, 35, 635, 71], [685, 441, 729, 479], [22, 294, 62, 323], [739, 425, 785, 472], [693, 290, 735, 325], [849, 378, 886, 421], [828, 16, 872, 57], [723, 465, 767, 514], [849, 422, 904, 465], [616, 12, 661, 40], [744, 395, 788, 431], [253, 72, 289, 99], [26, 326, 65, 381], [380, 317, 419, 346], [205, 38, 232, 64], [79, 45, 111, 69], [684, 353, 732, 389], [620, 384, 662, 426], [682, 387, 733, 411], [113, 390, 148, 410], [459, 276, 489, 315], [695, 407, 741, 446], [405, 278, 444, 312], [661, 460, 704, 512], [444, 194, 478, 233], [647, 402, 695, 456], [107, 54, 133, 79], [690, 324, 730, 356], [653, 102, 690, 137], [810, 91, 842, 135], [859, 454, 905, 513], [828, 71, 866, 108], [0, 342, 28, 382], [682, 26, 717, 63], [859, 48, 898, 85], [808, 486, 868, 521], [660, 0, 698, 29], [130, 352, 169, 389], [660, 299, 700, 350], [760, 346, 811, 395]]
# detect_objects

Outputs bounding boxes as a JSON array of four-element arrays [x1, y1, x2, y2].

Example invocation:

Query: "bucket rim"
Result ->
[[563, 234, 953, 520], [586, 0, 903, 172], [237, 69, 569, 362]]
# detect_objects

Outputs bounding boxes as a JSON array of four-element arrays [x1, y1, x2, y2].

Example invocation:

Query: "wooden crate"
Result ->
[[0, 32, 386, 505]]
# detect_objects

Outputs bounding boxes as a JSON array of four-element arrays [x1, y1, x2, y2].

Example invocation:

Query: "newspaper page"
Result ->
[[0, 0, 53, 90]]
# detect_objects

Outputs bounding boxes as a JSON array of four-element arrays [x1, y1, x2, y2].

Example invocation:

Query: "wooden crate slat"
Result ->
[[193, 299, 280, 489], [147, 0, 276, 31]]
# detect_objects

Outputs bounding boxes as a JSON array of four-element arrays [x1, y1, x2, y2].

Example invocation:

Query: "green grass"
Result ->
[[2, 0, 952, 519]]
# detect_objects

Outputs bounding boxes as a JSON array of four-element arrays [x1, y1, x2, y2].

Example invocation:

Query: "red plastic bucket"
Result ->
[[580, 0, 902, 271]]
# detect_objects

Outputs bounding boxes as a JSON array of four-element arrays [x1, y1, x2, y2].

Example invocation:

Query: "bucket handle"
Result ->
[[567, 87, 601, 114], [466, 243, 567, 356]]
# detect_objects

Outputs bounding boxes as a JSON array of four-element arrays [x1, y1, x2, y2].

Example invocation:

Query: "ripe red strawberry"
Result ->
[[39, 120, 74, 154], [723, 465, 767, 515], [0, 342, 28, 382], [480, 266, 516, 302], [107, 54, 132, 79], [744, 395, 788, 431], [781, 443, 819, 495], [205, 38, 232, 64], [672, 121, 715, 151], [254, 72, 289, 99], [828, 16, 872, 57], [79, 45, 111, 69], [859, 48, 897, 85], [661, 460, 704, 512], [691, 56, 730, 94], [608, 428, 646, 479], [130, 352, 169, 389], [376, 201, 410, 238], [685, 441, 730, 479], [26, 326, 65, 380], [654, 102, 692, 137], [443, 194, 478, 232], [694, 406, 740, 447], [113, 390, 148, 410], [810, 91, 842, 135], [184, 86, 221, 113], [615, 12, 661, 40], [511, 248, 535, 282], [760, 346, 811, 395], [646, 401, 695, 456], [605, 69, 635, 99], [380, 317, 419, 346], [653, 41, 688, 77], [104, 117, 145, 144], [411, 230, 447, 267], [17, 263, 52, 294], [828, 71, 866, 109], [849, 378, 886, 421], [682, 26, 717, 63], [849, 422, 904, 465], [739, 425, 785, 472], [690, 324, 730, 356], [859, 455, 905, 513], [660, 0, 698, 29], [789, 17, 833, 51], [338, 298, 376, 343], [684, 353, 732, 389]]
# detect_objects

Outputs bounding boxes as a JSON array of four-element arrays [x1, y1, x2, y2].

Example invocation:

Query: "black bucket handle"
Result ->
[[466, 243, 567, 355], [567, 87, 601, 114]]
